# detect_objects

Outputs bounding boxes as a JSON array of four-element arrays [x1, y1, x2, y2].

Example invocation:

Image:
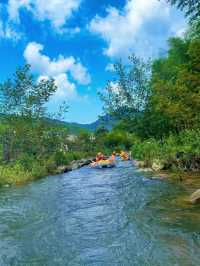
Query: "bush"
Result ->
[[17, 154, 36, 171], [132, 138, 162, 166], [30, 162, 48, 179], [0, 163, 32, 186], [53, 151, 70, 166], [178, 129, 200, 156], [132, 129, 200, 170]]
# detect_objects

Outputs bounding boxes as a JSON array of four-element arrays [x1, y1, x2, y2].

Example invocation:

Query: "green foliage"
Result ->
[[0, 65, 69, 164], [105, 131, 133, 150], [101, 27, 200, 141], [132, 129, 200, 170], [17, 154, 36, 171], [178, 129, 200, 156], [132, 139, 163, 164], [0, 163, 31, 186], [148, 37, 200, 135], [186, 20, 200, 40], [0, 161, 47, 186], [99, 55, 151, 119], [0, 64, 57, 118], [53, 151, 70, 166]]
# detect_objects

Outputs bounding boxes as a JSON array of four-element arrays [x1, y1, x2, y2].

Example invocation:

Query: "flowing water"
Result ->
[[0, 161, 200, 266]]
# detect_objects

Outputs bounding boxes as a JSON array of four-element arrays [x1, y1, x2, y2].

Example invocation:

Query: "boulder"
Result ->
[[190, 189, 200, 204], [56, 165, 68, 174], [134, 160, 146, 168], [151, 159, 164, 171], [80, 159, 91, 166], [64, 166, 72, 172], [71, 162, 80, 170], [56, 158, 93, 174]]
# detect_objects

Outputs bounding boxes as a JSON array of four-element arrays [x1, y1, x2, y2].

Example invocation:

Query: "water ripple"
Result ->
[[0, 162, 199, 265]]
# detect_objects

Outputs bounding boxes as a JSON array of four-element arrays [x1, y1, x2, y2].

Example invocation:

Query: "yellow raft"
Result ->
[[92, 160, 116, 169]]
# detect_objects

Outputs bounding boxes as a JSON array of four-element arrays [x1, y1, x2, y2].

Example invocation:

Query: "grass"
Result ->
[[132, 129, 200, 171], [0, 151, 94, 187]]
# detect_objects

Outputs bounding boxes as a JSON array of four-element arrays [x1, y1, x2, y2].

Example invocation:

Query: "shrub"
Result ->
[[30, 162, 47, 179], [0, 163, 32, 186], [53, 151, 70, 166], [132, 138, 162, 166], [17, 154, 36, 171], [132, 129, 200, 170]]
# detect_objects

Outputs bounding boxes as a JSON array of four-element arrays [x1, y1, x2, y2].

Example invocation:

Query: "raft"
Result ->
[[91, 160, 116, 169]]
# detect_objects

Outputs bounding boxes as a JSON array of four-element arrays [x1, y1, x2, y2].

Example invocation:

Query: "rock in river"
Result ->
[[134, 160, 146, 168], [152, 159, 164, 171]]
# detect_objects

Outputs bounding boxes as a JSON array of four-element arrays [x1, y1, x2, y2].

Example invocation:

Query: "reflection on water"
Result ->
[[0, 161, 200, 265]]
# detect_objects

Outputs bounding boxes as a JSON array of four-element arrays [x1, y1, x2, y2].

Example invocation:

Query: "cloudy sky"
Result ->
[[0, 0, 186, 123]]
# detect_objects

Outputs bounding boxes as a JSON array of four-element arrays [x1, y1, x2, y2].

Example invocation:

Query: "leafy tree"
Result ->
[[186, 20, 200, 40], [0, 65, 69, 162], [94, 127, 109, 138], [0, 64, 57, 118], [149, 37, 200, 134], [100, 55, 151, 120]]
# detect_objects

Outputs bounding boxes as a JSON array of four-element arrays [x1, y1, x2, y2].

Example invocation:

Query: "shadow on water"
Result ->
[[0, 161, 200, 265]]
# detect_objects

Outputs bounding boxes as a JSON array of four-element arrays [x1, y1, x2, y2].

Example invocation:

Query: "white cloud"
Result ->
[[8, 0, 81, 30], [89, 0, 186, 58], [0, 3, 21, 40], [24, 42, 91, 99], [54, 73, 77, 99], [0, 20, 21, 40], [8, 0, 31, 23]]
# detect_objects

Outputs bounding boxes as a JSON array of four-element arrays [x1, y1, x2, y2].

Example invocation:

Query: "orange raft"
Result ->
[[91, 160, 116, 169]]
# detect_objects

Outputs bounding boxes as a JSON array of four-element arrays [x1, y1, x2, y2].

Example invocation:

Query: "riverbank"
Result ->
[[134, 158, 200, 205], [0, 156, 93, 187], [134, 159, 200, 182]]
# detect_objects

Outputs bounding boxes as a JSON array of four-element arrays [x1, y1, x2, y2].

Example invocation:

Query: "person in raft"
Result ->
[[96, 152, 105, 162], [120, 150, 129, 161], [91, 152, 105, 167], [109, 151, 116, 163]]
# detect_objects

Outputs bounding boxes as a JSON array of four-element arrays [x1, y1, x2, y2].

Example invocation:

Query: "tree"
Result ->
[[0, 64, 57, 118], [186, 20, 200, 40], [0, 65, 69, 162], [149, 37, 200, 135], [94, 127, 109, 138], [100, 55, 151, 120]]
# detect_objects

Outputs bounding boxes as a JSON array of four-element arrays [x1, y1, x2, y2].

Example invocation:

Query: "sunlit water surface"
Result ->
[[0, 161, 200, 266]]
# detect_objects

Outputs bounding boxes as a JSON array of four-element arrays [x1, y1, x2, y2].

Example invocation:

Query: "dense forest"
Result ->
[[0, 0, 200, 186]]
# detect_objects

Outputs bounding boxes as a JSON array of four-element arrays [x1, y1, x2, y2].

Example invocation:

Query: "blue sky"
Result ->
[[0, 0, 186, 123]]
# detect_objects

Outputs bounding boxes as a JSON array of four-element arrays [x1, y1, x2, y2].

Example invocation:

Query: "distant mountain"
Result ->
[[0, 113, 116, 134], [60, 115, 116, 134], [70, 115, 114, 131]]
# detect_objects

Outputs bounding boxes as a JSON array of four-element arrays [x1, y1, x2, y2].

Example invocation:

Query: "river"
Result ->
[[0, 161, 200, 265]]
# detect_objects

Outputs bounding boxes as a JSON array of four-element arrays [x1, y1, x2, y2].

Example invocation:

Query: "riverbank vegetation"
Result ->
[[0, 66, 96, 186]]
